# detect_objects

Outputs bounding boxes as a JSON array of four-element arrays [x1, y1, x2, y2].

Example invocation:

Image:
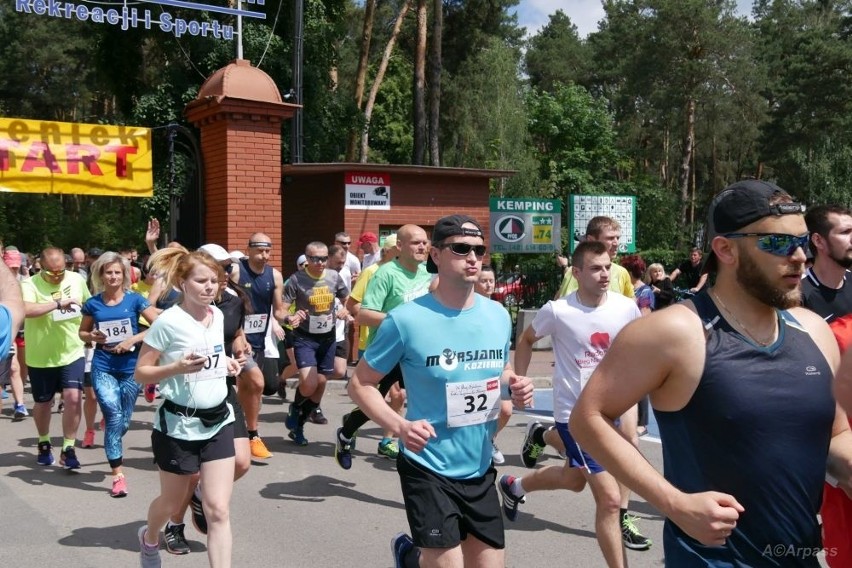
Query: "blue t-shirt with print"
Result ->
[[82, 291, 150, 374], [0, 305, 11, 360], [365, 293, 511, 480]]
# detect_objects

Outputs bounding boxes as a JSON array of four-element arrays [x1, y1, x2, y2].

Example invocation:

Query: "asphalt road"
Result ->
[[0, 381, 670, 567]]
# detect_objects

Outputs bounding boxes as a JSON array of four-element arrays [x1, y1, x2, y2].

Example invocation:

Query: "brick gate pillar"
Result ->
[[185, 59, 298, 268]]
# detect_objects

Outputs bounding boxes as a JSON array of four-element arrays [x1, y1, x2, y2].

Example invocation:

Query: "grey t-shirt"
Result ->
[[283, 269, 349, 335]]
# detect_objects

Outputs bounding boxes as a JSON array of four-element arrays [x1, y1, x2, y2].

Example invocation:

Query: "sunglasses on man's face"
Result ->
[[307, 255, 328, 263], [42, 269, 66, 277], [724, 233, 810, 257], [440, 243, 487, 257], [336, 241, 351, 246]]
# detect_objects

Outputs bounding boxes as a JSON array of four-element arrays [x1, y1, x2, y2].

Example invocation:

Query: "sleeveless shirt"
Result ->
[[656, 291, 834, 567], [238, 258, 275, 350]]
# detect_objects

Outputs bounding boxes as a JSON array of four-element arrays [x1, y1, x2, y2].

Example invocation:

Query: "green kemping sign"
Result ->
[[568, 195, 637, 253], [489, 198, 562, 253]]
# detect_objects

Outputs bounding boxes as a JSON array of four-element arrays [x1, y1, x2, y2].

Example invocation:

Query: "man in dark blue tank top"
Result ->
[[569, 180, 852, 567], [231, 233, 287, 460]]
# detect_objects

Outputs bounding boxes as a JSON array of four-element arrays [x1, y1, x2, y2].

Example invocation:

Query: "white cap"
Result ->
[[296, 254, 307, 269], [229, 250, 246, 262], [199, 244, 231, 262], [382, 233, 398, 249]]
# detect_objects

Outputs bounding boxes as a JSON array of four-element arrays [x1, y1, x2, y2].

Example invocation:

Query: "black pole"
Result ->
[[167, 124, 177, 243]]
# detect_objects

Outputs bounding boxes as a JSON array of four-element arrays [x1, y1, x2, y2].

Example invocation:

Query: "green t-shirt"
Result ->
[[350, 262, 380, 352], [22, 272, 91, 367], [361, 259, 432, 344]]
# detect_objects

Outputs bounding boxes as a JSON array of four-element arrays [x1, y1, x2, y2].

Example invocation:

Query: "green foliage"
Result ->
[[526, 83, 625, 198], [755, 0, 852, 201], [790, 140, 852, 207], [360, 56, 415, 164], [441, 0, 524, 75], [524, 11, 589, 92], [2, 0, 852, 258], [636, 247, 680, 273], [441, 36, 539, 195]]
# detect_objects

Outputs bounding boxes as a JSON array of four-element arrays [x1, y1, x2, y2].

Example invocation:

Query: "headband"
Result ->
[[248, 241, 273, 248]]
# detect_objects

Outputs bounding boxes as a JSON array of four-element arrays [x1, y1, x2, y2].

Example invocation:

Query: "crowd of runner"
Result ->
[[3, 183, 852, 568]]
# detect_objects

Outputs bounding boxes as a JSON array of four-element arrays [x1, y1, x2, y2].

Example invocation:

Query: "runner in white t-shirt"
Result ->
[[501, 241, 641, 568]]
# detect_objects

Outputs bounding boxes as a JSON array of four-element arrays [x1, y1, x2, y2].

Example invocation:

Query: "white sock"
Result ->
[[512, 477, 526, 497]]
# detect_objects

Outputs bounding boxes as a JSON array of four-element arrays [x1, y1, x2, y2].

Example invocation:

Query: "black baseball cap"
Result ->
[[426, 215, 484, 274], [703, 180, 805, 273]]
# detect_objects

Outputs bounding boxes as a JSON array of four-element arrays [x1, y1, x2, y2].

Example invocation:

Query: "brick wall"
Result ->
[[282, 169, 491, 267], [187, 97, 292, 270]]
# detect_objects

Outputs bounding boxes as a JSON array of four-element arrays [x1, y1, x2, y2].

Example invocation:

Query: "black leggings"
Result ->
[[637, 395, 650, 428], [341, 363, 404, 439]]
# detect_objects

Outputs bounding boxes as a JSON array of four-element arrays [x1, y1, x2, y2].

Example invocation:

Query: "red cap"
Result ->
[[358, 231, 378, 244]]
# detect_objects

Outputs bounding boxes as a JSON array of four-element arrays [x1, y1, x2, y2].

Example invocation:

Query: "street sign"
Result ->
[[490, 198, 561, 254], [568, 195, 637, 253]]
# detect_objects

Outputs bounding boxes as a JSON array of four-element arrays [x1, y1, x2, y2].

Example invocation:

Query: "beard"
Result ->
[[736, 248, 801, 310], [828, 246, 852, 269]]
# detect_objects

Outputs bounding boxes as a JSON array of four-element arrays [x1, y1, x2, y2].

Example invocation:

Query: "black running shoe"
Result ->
[[520, 421, 547, 468], [334, 427, 353, 470], [621, 514, 652, 551], [164, 523, 191, 555], [498, 474, 526, 522], [190, 491, 208, 535]]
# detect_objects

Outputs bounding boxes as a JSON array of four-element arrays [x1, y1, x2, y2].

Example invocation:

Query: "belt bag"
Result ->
[[160, 398, 229, 429]]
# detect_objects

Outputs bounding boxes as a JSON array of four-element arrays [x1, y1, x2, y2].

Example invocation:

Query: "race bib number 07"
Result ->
[[185, 344, 226, 382], [446, 377, 501, 428]]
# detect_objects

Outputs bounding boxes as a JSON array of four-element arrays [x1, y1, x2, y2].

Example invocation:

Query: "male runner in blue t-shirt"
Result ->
[[349, 215, 534, 568]]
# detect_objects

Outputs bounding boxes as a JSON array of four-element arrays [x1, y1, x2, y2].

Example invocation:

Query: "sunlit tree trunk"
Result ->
[[427, 0, 442, 166], [360, 1, 412, 163], [413, 0, 428, 164], [346, 0, 376, 161]]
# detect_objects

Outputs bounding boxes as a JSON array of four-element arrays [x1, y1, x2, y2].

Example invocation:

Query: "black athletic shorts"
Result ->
[[293, 331, 336, 375], [0, 355, 11, 386], [226, 380, 248, 439], [151, 423, 235, 475], [335, 338, 349, 360], [29, 357, 85, 403], [397, 452, 505, 550]]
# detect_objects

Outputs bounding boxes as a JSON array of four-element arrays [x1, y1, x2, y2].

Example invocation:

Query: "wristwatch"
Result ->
[[55, 300, 62, 310]]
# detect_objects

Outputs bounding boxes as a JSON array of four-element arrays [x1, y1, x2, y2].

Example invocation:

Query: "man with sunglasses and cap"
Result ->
[[349, 215, 533, 568], [230, 233, 287, 460], [568, 180, 852, 567], [282, 241, 349, 445], [22, 247, 92, 469]]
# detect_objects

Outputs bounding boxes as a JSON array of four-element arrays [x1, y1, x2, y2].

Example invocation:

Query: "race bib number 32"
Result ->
[[446, 377, 501, 428]]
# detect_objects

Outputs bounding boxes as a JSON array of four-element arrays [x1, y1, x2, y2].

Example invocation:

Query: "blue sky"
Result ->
[[512, 0, 754, 38]]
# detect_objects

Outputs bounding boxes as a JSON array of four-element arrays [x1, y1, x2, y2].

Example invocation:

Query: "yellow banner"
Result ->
[[0, 117, 153, 197]]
